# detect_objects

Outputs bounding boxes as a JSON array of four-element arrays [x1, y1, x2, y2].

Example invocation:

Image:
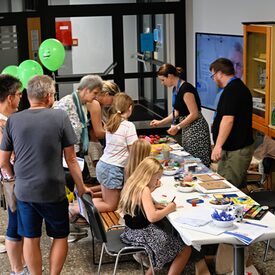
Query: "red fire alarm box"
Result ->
[[56, 21, 73, 46]]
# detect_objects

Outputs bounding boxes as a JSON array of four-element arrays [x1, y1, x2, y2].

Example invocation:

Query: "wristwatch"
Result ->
[[176, 125, 181, 130]]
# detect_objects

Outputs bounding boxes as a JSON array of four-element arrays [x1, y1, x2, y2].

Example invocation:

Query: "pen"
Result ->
[[243, 221, 268, 228], [171, 196, 176, 203]]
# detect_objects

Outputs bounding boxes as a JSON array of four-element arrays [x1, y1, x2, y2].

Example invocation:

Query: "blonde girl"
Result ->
[[94, 93, 137, 212], [119, 157, 191, 275], [124, 138, 151, 181]]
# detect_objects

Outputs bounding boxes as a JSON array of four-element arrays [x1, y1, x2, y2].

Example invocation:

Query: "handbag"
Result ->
[[1, 178, 16, 212]]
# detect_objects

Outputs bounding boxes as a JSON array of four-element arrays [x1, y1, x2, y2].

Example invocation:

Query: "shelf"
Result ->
[[253, 88, 266, 94], [253, 57, 267, 63], [253, 106, 265, 112], [269, 125, 275, 129]]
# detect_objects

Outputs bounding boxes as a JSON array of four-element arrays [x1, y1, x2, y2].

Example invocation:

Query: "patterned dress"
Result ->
[[180, 113, 211, 167], [121, 208, 186, 271], [174, 82, 211, 167]]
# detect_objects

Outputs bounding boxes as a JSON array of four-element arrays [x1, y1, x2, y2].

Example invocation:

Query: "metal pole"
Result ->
[[233, 244, 245, 275]]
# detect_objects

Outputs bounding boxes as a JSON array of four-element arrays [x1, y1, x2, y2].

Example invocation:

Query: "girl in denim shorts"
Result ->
[[95, 93, 137, 212]]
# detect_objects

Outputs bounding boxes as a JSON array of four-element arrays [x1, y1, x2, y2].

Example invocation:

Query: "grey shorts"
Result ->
[[96, 160, 124, 190]]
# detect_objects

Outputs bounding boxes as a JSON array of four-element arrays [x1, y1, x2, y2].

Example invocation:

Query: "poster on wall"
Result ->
[[196, 33, 243, 110]]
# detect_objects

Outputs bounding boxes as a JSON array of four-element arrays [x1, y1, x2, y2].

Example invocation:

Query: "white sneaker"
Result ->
[[0, 243, 6, 253]]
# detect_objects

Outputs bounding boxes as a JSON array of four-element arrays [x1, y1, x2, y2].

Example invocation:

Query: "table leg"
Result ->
[[233, 244, 245, 275]]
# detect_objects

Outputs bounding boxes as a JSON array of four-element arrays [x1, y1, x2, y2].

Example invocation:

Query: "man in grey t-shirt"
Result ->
[[0, 75, 91, 275]]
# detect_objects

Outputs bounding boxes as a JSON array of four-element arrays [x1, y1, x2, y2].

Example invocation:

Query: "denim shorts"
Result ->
[[96, 160, 124, 189], [17, 198, 69, 239], [6, 207, 22, 241]]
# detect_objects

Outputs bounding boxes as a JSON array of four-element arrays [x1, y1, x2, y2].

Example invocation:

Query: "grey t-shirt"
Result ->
[[0, 108, 77, 203]]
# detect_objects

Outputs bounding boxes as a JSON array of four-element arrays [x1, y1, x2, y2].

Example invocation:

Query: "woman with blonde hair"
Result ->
[[124, 138, 151, 181], [68, 81, 121, 223], [95, 92, 137, 212], [85, 81, 120, 185], [119, 157, 191, 275]]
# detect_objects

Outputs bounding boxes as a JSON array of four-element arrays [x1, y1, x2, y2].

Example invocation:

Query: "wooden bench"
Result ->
[[100, 211, 121, 230]]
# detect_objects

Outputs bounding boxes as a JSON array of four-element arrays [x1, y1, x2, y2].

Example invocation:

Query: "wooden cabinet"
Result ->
[[243, 24, 275, 136]]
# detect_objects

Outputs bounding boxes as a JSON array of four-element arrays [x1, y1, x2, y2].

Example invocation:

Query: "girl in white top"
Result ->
[[95, 93, 137, 212]]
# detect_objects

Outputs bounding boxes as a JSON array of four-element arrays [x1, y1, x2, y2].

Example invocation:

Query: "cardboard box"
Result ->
[[195, 259, 211, 275]]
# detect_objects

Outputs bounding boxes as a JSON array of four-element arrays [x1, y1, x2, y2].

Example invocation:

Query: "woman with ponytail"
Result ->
[[95, 92, 137, 212]]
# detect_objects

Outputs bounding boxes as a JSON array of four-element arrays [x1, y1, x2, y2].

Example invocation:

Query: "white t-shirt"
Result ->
[[100, 120, 137, 167]]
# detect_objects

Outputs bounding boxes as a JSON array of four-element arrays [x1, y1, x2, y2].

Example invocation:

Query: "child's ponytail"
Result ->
[[106, 92, 134, 133]]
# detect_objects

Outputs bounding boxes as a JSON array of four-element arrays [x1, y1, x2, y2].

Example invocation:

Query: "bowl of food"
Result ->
[[209, 199, 231, 210], [211, 209, 235, 228], [163, 166, 179, 176], [176, 182, 195, 193]]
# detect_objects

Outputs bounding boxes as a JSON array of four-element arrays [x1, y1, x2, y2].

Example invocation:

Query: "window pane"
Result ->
[[123, 16, 138, 73], [0, 26, 19, 72], [125, 78, 138, 101], [144, 77, 153, 102], [56, 16, 113, 75]]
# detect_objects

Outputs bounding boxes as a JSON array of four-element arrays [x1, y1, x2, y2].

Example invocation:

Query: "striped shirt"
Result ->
[[100, 120, 137, 167]]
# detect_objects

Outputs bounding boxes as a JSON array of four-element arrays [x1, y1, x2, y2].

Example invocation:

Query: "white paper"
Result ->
[[177, 221, 237, 236], [169, 144, 184, 150], [224, 222, 271, 245], [171, 151, 190, 157], [173, 207, 212, 227], [75, 189, 89, 223]]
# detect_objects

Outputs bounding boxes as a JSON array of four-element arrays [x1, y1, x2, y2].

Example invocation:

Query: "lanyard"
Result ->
[[172, 79, 182, 124]]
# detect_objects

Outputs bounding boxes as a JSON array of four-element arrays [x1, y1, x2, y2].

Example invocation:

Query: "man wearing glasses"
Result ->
[[209, 58, 253, 191]]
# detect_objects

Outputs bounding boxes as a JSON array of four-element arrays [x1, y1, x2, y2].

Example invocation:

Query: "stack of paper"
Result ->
[[224, 222, 270, 245], [173, 207, 212, 227]]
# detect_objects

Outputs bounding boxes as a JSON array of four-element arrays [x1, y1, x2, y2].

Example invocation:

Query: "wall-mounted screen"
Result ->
[[196, 32, 243, 110]]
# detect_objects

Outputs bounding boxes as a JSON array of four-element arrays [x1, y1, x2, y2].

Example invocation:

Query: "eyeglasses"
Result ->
[[13, 92, 22, 98], [210, 72, 218, 79]]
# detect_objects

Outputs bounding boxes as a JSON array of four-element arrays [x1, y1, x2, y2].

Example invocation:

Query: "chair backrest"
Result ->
[[81, 193, 107, 243]]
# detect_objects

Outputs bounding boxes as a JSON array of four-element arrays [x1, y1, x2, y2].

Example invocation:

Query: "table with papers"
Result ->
[[152, 157, 275, 275]]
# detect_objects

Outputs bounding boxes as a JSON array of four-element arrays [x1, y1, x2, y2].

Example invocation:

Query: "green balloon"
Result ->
[[1, 65, 19, 78], [38, 38, 65, 71], [1, 65, 24, 92], [18, 60, 43, 89]]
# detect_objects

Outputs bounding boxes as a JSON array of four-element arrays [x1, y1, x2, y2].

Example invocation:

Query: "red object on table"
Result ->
[[192, 200, 197, 207]]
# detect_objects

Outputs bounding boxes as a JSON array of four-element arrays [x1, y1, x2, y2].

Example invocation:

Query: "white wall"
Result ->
[[186, 0, 275, 131]]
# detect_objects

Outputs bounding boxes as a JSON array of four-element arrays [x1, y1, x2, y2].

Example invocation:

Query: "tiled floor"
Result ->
[[1, 207, 275, 275]]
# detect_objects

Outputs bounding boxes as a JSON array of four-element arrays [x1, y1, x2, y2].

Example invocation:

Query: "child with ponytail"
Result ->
[[94, 92, 137, 212], [119, 157, 191, 274]]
